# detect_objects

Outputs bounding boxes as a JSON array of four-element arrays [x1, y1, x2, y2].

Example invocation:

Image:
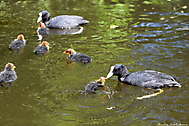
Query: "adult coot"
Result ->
[[9, 34, 26, 50], [106, 64, 181, 99], [37, 10, 89, 29], [64, 48, 92, 64], [0, 63, 17, 86], [34, 41, 49, 55]]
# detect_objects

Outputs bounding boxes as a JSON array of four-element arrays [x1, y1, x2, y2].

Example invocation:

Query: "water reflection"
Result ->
[[37, 26, 84, 40], [0, 0, 189, 126]]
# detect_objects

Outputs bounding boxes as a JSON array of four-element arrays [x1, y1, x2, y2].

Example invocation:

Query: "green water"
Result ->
[[0, 0, 189, 126]]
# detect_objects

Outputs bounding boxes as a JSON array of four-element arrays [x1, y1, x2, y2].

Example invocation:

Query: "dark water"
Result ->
[[0, 0, 189, 126]]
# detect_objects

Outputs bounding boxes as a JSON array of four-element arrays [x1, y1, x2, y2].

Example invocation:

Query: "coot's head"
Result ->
[[106, 64, 129, 78], [64, 48, 77, 56], [96, 77, 106, 85], [5, 63, 16, 71], [17, 34, 25, 40], [37, 10, 51, 23]]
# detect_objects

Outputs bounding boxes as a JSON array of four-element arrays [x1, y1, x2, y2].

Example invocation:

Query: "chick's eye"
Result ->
[[65, 51, 70, 53]]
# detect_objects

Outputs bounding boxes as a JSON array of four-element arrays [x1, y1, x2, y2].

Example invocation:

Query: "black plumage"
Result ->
[[84, 77, 106, 94], [0, 63, 17, 84], [36, 23, 49, 41], [85, 82, 104, 94], [64, 49, 92, 64], [34, 41, 49, 55], [69, 53, 92, 64], [106, 64, 181, 89], [9, 34, 26, 50], [37, 10, 89, 29]]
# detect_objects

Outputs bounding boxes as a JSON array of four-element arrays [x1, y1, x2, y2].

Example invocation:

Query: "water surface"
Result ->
[[0, 0, 189, 126]]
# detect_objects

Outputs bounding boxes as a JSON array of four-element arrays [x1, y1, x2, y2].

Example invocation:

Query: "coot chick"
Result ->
[[37, 10, 89, 29], [9, 34, 26, 50], [34, 41, 49, 55], [64, 49, 92, 64], [85, 77, 106, 94], [37, 22, 49, 40], [106, 64, 181, 99], [0, 63, 17, 86]]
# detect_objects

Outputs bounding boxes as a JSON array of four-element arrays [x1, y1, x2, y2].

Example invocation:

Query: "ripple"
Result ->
[[133, 22, 169, 28], [145, 12, 189, 16]]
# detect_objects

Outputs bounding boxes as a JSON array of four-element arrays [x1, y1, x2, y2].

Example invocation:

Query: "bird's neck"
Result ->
[[44, 18, 51, 25], [69, 52, 77, 57], [118, 71, 129, 82]]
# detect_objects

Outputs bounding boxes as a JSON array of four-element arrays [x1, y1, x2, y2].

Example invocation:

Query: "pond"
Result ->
[[0, 0, 189, 125]]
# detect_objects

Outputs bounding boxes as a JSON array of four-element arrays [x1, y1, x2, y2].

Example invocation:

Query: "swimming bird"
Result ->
[[106, 64, 181, 99], [64, 48, 92, 64], [9, 34, 26, 50], [37, 10, 89, 29], [84, 77, 106, 94], [34, 41, 49, 55], [37, 22, 49, 41], [0, 63, 17, 86]]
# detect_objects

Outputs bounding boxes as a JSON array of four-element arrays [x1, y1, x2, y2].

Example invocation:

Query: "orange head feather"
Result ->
[[17, 34, 25, 40], [5, 63, 16, 70], [39, 22, 46, 28], [40, 41, 49, 46], [63, 48, 76, 55]]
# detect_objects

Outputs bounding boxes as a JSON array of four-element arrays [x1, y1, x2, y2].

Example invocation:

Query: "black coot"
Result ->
[[37, 10, 89, 29], [9, 34, 26, 50], [37, 22, 49, 41], [106, 64, 181, 99], [34, 41, 49, 55], [0, 63, 17, 86], [64, 48, 92, 64], [84, 77, 106, 94]]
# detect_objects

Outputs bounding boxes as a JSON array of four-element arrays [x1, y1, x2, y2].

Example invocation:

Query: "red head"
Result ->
[[40, 41, 49, 46], [39, 22, 46, 28], [17, 34, 25, 40], [5, 63, 16, 70], [63, 48, 76, 55]]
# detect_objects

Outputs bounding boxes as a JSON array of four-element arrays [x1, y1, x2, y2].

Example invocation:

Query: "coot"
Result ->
[[0, 63, 17, 86], [34, 41, 49, 55], [37, 22, 49, 40], [9, 34, 26, 50], [84, 77, 106, 94], [64, 48, 92, 64], [37, 10, 89, 29], [106, 64, 181, 99]]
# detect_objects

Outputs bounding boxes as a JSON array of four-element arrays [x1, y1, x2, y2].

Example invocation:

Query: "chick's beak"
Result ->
[[106, 66, 115, 79]]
